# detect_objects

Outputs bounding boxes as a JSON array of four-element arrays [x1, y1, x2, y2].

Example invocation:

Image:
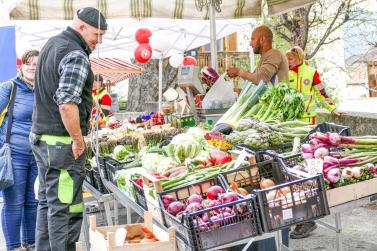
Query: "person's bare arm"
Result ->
[[227, 51, 281, 84], [59, 103, 84, 159]]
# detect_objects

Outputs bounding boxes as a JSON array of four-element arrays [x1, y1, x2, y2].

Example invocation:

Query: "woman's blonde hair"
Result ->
[[286, 46, 306, 65]]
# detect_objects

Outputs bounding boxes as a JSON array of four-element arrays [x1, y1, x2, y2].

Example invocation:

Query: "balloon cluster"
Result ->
[[134, 28, 153, 63], [134, 28, 198, 67], [169, 54, 197, 68]]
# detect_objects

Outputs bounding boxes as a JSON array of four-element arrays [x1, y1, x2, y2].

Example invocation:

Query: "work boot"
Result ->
[[22, 243, 35, 251], [9, 247, 26, 251], [290, 221, 317, 239]]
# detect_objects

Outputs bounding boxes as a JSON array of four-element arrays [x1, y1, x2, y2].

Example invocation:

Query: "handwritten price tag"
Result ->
[[305, 158, 323, 176], [234, 149, 250, 169], [282, 208, 293, 220]]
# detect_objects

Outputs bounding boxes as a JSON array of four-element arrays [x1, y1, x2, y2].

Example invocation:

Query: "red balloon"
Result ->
[[134, 43, 152, 63], [183, 56, 197, 66], [135, 28, 152, 44]]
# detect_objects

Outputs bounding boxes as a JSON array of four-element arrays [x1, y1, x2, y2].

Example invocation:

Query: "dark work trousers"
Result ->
[[30, 133, 86, 251]]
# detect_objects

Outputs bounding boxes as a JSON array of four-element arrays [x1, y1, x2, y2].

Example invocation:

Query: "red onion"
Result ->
[[167, 201, 186, 216], [207, 186, 224, 200], [187, 194, 203, 204]]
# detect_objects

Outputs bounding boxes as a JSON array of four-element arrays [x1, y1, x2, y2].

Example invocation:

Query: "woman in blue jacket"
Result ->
[[0, 50, 39, 251]]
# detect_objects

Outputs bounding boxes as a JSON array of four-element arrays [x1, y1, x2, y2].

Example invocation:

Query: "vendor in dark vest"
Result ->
[[30, 7, 107, 251], [92, 74, 112, 118]]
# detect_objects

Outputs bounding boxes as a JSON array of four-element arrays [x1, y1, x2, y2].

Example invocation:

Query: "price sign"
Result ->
[[305, 158, 323, 176], [282, 208, 293, 220], [234, 149, 250, 169]]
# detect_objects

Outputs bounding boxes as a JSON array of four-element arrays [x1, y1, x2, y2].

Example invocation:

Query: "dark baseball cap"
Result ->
[[77, 7, 108, 30]]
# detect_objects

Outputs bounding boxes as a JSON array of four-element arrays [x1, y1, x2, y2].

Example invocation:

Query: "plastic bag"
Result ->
[[202, 73, 237, 109]]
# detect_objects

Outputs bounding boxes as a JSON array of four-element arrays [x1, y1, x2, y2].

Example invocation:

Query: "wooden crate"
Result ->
[[142, 173, 165, 224], [89, 211, 176, 251], [327, 178, 377, 207]]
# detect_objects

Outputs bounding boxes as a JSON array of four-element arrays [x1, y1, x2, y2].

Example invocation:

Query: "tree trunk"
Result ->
[[127, 59, 178, 112]]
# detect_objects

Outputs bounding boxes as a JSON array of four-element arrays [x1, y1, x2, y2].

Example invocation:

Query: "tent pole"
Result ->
[[158, 56, 163, 113], [209, 1, 218, 71]]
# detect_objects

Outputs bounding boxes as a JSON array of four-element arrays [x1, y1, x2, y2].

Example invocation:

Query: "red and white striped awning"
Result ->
[[90, 58, 144, 85]]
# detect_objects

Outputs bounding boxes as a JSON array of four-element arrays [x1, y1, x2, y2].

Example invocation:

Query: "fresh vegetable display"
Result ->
[[226, 118, 315, 150], [216, 81, 266, 126], [216, 83, 305, 126], [288, 132, 377, 188], [161, 185, 246, 229]]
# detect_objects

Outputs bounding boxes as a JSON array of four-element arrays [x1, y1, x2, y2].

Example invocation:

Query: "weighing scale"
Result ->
[[177, 65, 204, 120]]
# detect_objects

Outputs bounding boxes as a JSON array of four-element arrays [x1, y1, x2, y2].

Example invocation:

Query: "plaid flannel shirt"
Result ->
[[54, 50, 90, 105]]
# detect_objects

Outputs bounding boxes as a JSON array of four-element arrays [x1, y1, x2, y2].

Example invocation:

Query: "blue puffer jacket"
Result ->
[[0, 76, 34, 155]]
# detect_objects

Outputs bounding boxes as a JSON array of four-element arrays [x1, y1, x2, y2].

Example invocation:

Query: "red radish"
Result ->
[[185, 202, 203, 213], [324, 155, 339, 165], [310, 132, 329, 142], [301, 144, 314, 153], [187, 194, 203, 204], [314, 147, 329, 159], [341, 167, 353, 179], [352, 166, 363, 178], [207, 186, 224, 200], [302, 152, 314, 160], [219, 192, 238, 204], [329, 133, 341, 146], [326, 168, 341, 184], [167, 201, 186, 216]]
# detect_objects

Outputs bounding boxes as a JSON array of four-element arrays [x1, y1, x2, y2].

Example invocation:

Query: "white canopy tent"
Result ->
[[13, 18, 255, 59], [1, 0, 316, 112]]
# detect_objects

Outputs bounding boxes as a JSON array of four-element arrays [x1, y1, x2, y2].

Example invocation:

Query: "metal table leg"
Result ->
[[113, 199, 119, 225], [82, 210, 90, 251], [103, 201, 113, 226], [335, 212, 343, 251], [126, 205, 132, 224], [276, 230, 282, 251]]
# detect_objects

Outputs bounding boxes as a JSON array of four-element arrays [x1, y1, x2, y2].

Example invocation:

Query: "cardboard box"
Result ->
[[326, 178, 377, 207]]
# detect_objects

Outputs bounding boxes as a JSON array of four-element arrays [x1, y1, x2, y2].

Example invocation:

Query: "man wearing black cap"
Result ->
[[30, 7, 107, 251]]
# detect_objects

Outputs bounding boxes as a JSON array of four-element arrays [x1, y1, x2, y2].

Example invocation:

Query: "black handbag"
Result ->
[[0, 82, 17, 190]]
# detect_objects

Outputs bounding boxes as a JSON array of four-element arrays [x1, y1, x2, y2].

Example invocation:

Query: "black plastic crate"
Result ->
[[157, 177, 261, 251], [303, 122, 351, 142], [220, 159, 329, 232], [85, 165, 108, 194], [256, 122, 351, 162], [97, 155, 109, 180], [130, 179, 148, 210], [220, 159, 289, 193], [256, 172, 330, 232], [105, 158, 124, 184]]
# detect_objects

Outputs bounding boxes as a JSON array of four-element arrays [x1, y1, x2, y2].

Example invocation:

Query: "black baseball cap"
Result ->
[[77, 7, 108, 30]]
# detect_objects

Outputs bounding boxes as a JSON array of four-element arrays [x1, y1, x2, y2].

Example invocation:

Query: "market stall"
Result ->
[[8, 1, 377, 251]]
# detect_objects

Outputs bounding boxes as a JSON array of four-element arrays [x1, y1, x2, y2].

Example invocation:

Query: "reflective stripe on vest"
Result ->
[[93, 88, 109, 102], [289, 64, 316, 119]]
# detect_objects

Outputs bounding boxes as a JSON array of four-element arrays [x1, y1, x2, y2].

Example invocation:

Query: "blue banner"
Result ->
[[0, 26, 17, 83]]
